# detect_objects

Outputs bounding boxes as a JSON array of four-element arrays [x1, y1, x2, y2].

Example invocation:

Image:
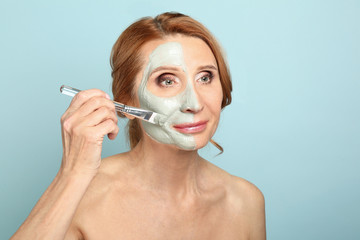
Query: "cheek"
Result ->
[[203, 84, 223, 114], [138, 84, 183, 119], [214, 82, 224, 110]]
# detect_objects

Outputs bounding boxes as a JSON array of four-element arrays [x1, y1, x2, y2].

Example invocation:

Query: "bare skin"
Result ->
[[65, 36, 265, 239], [11, 35, 265, 240], [65, 148, 265, 239]]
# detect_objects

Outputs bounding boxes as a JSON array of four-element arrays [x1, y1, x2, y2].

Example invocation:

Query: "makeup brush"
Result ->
[[60, 85, 162, 125]]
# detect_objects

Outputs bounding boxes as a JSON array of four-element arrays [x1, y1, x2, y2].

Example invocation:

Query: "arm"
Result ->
[[11, 89, 119, 240], [11, 170, 94, 240], [232, 176, 266, 240], [249, 189, 266, 240]]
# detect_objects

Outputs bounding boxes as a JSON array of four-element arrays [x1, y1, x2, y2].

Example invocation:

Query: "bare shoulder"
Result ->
[[228, 174, 266, 239], [229, 175, 265, 207], [201, 160, 266, 239], [200, 158, 264, 205]]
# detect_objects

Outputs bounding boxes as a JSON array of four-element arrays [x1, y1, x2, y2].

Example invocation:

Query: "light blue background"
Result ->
[[1, 0, 359, 239]]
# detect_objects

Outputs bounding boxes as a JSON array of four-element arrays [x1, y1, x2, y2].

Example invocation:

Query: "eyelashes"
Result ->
[[155, 71, 215, 88], [156, 74, 179, 88], [197, 71, 214, 84]]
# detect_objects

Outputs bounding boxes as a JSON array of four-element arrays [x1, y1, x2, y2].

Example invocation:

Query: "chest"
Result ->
[[78, 194, 248, 240]]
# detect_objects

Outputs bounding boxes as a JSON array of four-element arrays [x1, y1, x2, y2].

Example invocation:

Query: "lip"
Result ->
[[173, 120, 208, 134]]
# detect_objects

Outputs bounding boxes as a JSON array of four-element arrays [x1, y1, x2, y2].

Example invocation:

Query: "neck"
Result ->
[[128, 135, 203, 201]]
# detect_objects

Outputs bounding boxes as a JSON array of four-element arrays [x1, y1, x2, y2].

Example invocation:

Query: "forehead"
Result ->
[[140, 35, 217, 68]]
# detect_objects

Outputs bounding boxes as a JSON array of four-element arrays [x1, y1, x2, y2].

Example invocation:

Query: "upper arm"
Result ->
[[232, 176, 266, 240], [248, 187, 266, 240]]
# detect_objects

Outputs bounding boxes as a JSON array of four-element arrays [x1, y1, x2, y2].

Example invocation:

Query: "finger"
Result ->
[[107, 124, 119, 140], [64, 89, 110, 117], [61, 101, 116, 141], [76, 97, 116, 119], [82, 106, 118, 127], [63, 96, 115, 128], [90, 119, 119, 140]]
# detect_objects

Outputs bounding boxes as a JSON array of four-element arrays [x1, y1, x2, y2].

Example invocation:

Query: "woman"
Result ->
[[11, 12, 265, 239]]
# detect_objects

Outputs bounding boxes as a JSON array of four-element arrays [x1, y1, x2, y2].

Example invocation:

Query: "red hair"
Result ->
[[111, 12, 232, 151]]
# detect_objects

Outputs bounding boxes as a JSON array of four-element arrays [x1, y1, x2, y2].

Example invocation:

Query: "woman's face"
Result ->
[[134, 35, 223, 150]]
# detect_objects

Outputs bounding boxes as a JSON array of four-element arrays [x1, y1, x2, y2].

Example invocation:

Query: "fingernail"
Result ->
[[105, 94, 111, 99]]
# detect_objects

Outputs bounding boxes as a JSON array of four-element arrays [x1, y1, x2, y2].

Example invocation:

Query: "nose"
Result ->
[[180, 84, 204, 113]]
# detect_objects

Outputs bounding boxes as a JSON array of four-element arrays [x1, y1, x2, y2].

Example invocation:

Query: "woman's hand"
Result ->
[[60, 89, 119, 177], [10, 89, 119, 240]]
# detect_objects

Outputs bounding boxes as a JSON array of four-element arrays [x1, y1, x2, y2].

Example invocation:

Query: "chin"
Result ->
[[196, 141, 210, 150], [193, 128, 216, 149], [193, 137, 212, 150], [169, 138, 207, 151]]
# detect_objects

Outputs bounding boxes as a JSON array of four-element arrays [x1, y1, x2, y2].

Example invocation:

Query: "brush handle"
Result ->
[[60, 85, 157, 124], [60, 85, 126, 109], [60, 85, 80, 97]]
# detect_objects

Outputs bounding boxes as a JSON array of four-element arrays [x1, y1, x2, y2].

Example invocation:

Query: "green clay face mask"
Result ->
[[138, 42, 200, 150]]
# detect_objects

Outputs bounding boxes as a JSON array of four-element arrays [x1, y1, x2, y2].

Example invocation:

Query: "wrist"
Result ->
[[58, 166, 97, 183], [59, 156, 99, 178]]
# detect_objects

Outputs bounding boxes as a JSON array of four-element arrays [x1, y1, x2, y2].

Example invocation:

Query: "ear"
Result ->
[[123, 112, 135, 120]]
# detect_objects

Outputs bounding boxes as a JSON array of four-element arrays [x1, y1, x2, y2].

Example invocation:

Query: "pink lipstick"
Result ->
[[173, 120, 208, 134]]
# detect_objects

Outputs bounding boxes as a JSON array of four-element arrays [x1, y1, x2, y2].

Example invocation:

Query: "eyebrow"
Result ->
[[150, 66, 182, 76], [196, 64, 218, 72], [150, 64, 218, 76]]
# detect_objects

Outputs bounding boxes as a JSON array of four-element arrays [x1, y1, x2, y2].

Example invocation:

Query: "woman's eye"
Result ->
[[197, 72, 213, 84], [157, 74, 178, 87], [162, 79, 175, 86], [200, 76, 210, 82]]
